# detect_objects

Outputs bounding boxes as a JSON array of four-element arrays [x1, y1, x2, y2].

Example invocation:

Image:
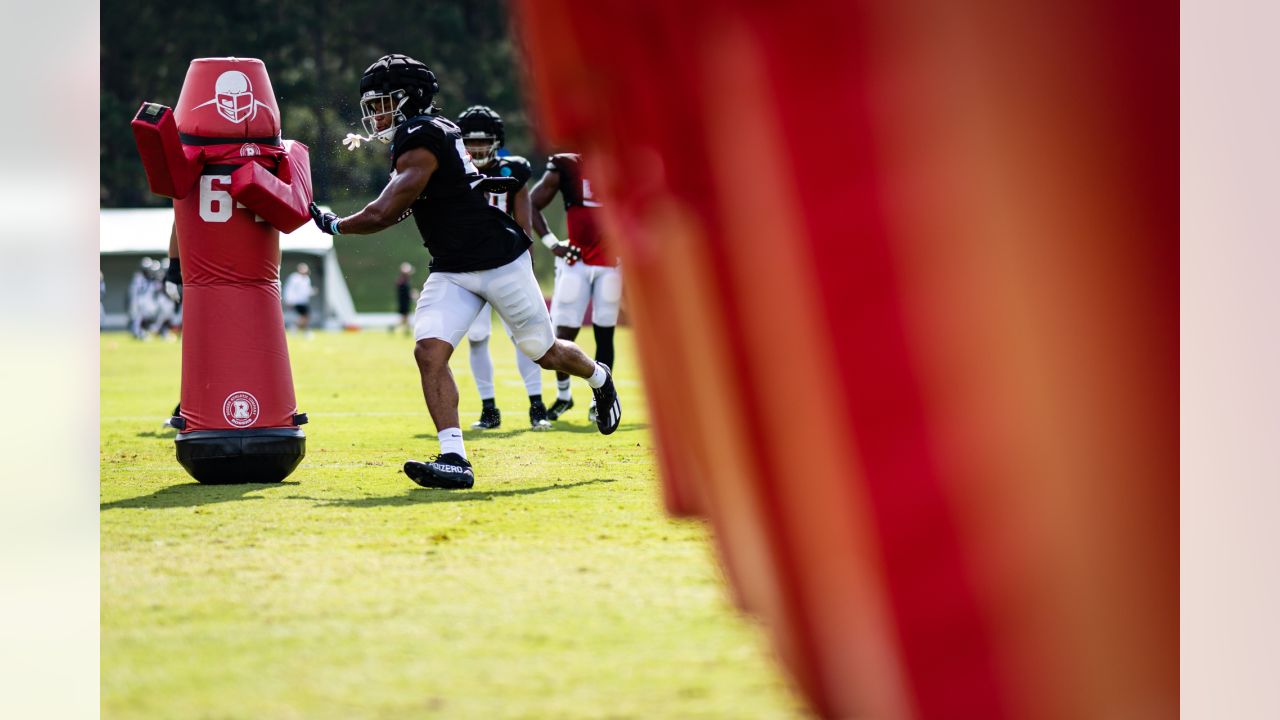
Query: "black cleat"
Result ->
[[591, 364, 621, 435], [471, 405, 501, 430], [546, 397, 574, 421], [529, 401, 552, 430], [404, 453, 475, 489]]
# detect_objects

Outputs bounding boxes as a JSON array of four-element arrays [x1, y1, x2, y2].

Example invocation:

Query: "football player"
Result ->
[[531, 152, 622, 425], [127, 257, 157, 339], [456, 105, 550, 431], [310, 54, 620, 490]]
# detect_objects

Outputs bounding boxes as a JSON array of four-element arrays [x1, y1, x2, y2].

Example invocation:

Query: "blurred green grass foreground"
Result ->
[[100, 328, 808, 719]]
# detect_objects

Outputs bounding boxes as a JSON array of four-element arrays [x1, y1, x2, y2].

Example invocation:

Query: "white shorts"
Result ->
[[550, 259, 623, 328], [414, 252, 555, 360], [465, 302, 516, 343]]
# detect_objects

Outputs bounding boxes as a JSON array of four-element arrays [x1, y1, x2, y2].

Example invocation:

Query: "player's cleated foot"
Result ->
[[404, 453, 474, 490], [529, 402, 553, 430], [546, 397, 574, 421], [591, 364, 621, 435], [471, 405, 501, 430]]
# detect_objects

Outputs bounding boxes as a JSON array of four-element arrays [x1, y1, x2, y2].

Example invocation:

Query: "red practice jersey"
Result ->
[[548, 153, 616, 266]]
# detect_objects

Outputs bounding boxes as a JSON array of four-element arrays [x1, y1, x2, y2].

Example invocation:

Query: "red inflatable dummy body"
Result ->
[[131, 58, 313, 483], [516, 2, 1176, 719]]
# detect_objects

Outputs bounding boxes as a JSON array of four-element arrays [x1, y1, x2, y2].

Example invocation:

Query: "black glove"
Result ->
[[474, 176, 520, 194], [164, 256, 182, 286], [309, 202, 341, 235], [553, 240, 583, 265]]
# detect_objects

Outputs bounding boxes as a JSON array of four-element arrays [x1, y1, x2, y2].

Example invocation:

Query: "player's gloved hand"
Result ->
[[474, 176, 520, 194], [164, 256, 182, 286], [342, 133, 366, 151], [163, 257, 182, 301], [553, 240, 582, 265], [309, 203, 342, 235]]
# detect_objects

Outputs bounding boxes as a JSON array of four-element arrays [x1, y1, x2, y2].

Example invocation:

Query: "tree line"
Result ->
[[102, 0, 538, 208]]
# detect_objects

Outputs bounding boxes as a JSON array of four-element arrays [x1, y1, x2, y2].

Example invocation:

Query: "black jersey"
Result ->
[[391, 114, 531, 273], [548, 153, 603, 210], [480, 155, 533, 219]]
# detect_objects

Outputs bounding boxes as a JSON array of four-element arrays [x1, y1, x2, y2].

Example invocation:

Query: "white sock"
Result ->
[[586, 362, 608, 390], [468, 337, 495, 399], [557, 378, 572, 401], [516, 345, 542, 396], [438, 428, 466, 459]]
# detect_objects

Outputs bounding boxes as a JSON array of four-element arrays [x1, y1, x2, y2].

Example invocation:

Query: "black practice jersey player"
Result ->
[[481, 155, 533, 218], [391, 114, 531, 272]]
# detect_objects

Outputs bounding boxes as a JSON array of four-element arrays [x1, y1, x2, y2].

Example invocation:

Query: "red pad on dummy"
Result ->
[[229, 140, 314, 233], [130, 103, 202, 199]]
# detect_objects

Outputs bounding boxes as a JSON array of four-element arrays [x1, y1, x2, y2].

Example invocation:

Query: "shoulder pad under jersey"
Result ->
[[392, 115, 452, 161]]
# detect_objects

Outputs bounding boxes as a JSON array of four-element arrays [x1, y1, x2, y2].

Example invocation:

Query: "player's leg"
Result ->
[[466, 303, 501, 429], [298, 304, 312, 337], [548, 259, 588, 419], [488, 253, 621, 435], [499, 315, 551, 429], [403, 272, 485, 489], [586, 265, 623, 423]]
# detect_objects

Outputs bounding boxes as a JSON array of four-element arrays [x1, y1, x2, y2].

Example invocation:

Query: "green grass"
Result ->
[[101, 328, 808, 719]]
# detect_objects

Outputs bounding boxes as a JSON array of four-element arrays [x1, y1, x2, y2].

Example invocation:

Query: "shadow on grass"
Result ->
[[101, 482, 301, 511], [413, 422, 648, 441], [135, 429, 177, 439], [316, 477, 617, 508]]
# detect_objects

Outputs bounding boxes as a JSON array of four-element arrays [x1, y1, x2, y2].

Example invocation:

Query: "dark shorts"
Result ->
[[294, 304, 310, 317]]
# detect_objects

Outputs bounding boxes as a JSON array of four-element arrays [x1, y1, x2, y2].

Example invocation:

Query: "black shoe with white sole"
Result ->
[[471, 406, 501, 430], [591, 364, 621, 435], [529, 401, 552, 430], [404, 453, 475, 489], [546, 397, 574, 421]]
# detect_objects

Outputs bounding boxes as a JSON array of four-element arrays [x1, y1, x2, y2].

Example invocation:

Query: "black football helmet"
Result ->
[[359, 54, 440, 144], [456, 105, 504, 168]]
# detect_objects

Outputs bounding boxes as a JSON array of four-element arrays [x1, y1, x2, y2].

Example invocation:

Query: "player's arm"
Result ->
[[529, 168, 576, 260], [529, 167, 560, 240], [310, 147, 436, 235], [513, 185, 533, 237], [165, 222, 183, 295]]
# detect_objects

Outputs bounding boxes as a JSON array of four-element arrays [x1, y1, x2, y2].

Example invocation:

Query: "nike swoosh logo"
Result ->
[[407, 125, 422, 134]]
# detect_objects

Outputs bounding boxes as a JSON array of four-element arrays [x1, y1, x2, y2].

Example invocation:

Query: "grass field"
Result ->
[[101, 327, 808, 719]]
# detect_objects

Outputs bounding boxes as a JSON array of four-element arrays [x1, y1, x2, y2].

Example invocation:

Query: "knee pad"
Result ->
[[518, 334, 555, 362]]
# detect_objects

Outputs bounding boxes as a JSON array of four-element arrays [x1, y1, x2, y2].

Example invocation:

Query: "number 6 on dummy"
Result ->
[[131, 57, 312, 484]]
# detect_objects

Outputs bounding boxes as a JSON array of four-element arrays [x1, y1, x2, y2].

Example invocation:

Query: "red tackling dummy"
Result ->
[[131, 57, 310, 483]]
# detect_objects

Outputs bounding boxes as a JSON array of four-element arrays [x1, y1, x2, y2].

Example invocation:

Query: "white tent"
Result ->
[[100, 207, 357, 330]]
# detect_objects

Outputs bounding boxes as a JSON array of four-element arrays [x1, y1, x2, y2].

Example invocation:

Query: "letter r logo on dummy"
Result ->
[[222, 391, 260, 427]]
